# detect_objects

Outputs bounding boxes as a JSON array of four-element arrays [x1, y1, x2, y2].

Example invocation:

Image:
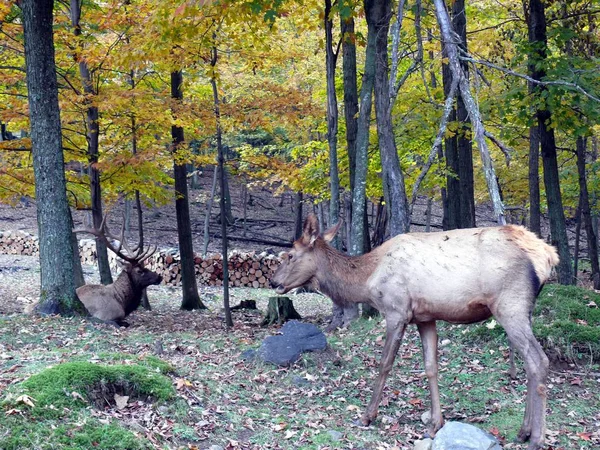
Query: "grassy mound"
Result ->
[[0, 359, 175, 449], [8, 361, 174, 417]]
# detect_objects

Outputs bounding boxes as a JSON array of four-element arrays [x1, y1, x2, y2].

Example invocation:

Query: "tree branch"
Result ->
[[409, 75, 458, 213], [484, 130, 512, 166], [461, 54, 600, 103]]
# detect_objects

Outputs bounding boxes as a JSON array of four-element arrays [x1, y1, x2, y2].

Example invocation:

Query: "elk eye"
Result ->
[[288, 253, 294, 261]]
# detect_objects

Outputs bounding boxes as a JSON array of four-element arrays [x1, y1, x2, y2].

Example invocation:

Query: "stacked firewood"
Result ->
[[145, 250, 280, 288], [0, 230, 281, 288], [0, 230, 39, 256]]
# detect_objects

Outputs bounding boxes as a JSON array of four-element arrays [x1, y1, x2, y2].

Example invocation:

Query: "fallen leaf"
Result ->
[[15, 394, 35, 408], [114, 394, 129, 410]]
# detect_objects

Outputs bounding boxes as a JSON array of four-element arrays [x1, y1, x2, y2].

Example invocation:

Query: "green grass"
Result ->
[[0, 418, 150, 450]]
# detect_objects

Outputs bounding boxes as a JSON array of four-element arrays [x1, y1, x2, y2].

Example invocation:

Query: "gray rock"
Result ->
[[257, 321, 327, 367], [414, 438, 433, 450], [432, 422, 502, 450], [206, 446, 224, 450], [327, 430, 343, 441]]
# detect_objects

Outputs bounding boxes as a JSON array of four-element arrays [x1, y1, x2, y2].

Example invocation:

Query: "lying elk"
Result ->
[[271, 214, 558, 450], [74, 219, 162, 326]]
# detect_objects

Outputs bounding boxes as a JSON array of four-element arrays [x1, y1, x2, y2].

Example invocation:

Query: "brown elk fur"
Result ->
[[271, 214, 558, 450], [76, 262, 162, 325]]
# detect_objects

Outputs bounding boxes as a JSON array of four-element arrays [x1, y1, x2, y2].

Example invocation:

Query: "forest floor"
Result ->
[[0, 257, 599, 449], [1, 172, 599, 449]]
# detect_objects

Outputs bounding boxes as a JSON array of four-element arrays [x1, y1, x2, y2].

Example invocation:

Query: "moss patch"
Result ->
[[6, 361, 174, 418]]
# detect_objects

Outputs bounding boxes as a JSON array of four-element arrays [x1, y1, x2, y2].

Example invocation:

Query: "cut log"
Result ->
[[261, 296, 302, 326]]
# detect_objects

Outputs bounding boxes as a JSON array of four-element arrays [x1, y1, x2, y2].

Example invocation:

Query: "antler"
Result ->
[[73, 215, 156, 265]]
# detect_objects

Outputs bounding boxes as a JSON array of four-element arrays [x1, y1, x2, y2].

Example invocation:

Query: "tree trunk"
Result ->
[[527, 0, 572, 284], [21, 0, 83, 315], [203, 165, 218, 257], [452, 0, 475, 229], [211, 45, 233, 328], [576, 137, 600, 289], [293, 191, 303, 241], [369, 0, 410, 236], [574, 203, 582, 285], [528, 123, 541, 236], [261, 297, 301, 326], [171, 70, 205, 311], [325, 0, 340, 248], [441, 0, 475, 230], [434, 0, 505, 225], [70, 0, 112, 285]]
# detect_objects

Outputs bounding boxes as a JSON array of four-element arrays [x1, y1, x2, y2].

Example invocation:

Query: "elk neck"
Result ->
[[311, 240, 380, 306], [111, 270, 140, 309]]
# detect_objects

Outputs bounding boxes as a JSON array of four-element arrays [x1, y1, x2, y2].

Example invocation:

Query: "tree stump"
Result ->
[[261, 296, 301, 326]]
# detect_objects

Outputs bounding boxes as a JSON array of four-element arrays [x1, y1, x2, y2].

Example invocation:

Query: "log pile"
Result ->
[[0, 231, 39, 256], [0, 230, 281, 288]]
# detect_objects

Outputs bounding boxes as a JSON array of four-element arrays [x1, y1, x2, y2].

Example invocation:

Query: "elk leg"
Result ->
[[417, 321, 443, 435], [508, 342, 517, 380], [496, 315, 548, 450], [361, 318, 406, 426]]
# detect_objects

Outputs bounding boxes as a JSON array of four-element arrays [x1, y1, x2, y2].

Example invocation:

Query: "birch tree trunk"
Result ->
[[433, 0, 505, 225]]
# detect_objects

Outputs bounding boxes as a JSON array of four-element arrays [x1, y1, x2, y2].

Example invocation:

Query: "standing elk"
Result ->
[[74, 218, 162, 326], [271, 214, 558, 450]]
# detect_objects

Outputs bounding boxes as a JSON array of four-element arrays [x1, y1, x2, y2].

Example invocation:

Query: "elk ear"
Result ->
[[323, 220, 342, 243], [302, 213, 320, 246]]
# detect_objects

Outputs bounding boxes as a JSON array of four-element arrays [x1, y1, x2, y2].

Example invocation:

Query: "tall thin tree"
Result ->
[[171, 70, 206, 310], [20, 0, 84, 315], [70, 0, 112, 285], [210, 44, 233, 328], [325, 0, 340, 248], [526, 0, 572, 284]]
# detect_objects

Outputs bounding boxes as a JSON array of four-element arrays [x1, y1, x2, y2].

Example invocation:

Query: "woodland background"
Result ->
[[0, 0, 599, 448]]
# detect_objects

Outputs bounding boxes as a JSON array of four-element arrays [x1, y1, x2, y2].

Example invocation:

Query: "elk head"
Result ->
[[271, 213, 341, 294], [74, 215, 162, 289]]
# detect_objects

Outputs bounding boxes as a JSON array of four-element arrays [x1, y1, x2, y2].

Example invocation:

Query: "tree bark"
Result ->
[[293, 191, 303, 241], [21, 0, 84, 315], [452, 0, 475, 229], [171, 70, 206, 311], [70, 0, 112, 285], [441, 0, 474, 230], [261, 297, 301, 326], [369, 0, 410, 236], [202, 165, 218, 257], [576, 137, 600, 289], [211, 45, 233, 328], [527, 0, 572, 284], [434, 0, 505, 225], [325, 0, 340, 249], [528, 123, 541, 236]]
